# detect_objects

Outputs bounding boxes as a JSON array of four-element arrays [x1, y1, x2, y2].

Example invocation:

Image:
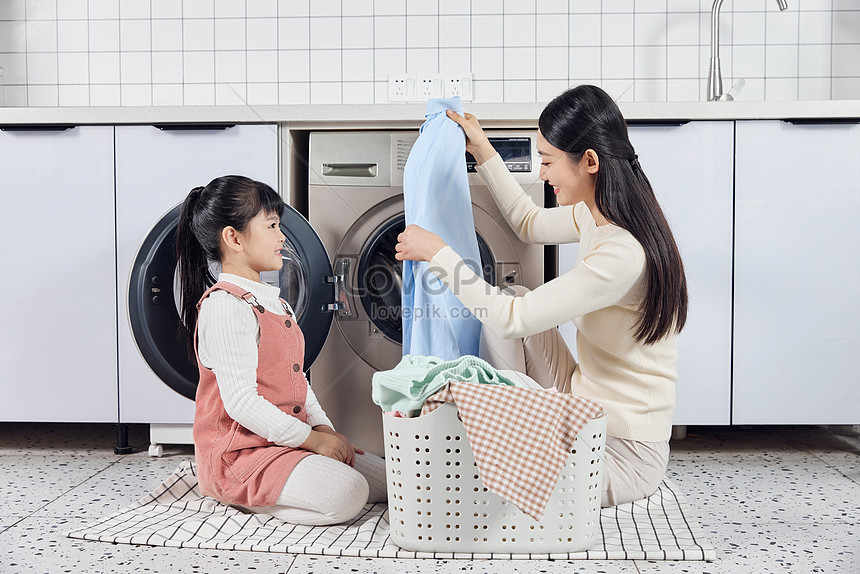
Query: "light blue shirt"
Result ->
[[402, 97, 483, 360]]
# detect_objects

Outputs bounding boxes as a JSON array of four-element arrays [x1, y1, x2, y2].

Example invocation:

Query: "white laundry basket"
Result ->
[[382, 401, 607, 554]]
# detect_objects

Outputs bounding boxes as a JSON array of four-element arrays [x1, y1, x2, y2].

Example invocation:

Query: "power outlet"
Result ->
[[388, 75, 415, 102], [417, 75, 444, 99], [445, 74, 473, 101]]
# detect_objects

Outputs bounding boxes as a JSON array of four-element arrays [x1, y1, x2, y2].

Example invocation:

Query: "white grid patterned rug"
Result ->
[[66, 461, 715, 561]]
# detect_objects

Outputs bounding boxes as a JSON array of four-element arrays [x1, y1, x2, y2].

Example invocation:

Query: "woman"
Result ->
[[394, 85, 687, 507]]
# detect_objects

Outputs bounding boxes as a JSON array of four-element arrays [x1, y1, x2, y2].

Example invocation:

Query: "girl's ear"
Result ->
[[221, 226, 243, 254], [583, 149, 600, 174]]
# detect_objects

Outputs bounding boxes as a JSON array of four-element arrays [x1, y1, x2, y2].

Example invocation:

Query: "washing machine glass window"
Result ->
[[128, 204, 200, 401], [173, 260, 221, 328], [168, 239, 308, 322], [128, 202, 334, 402], [357, 213, 496, 344], [271, 237, 308, 316]]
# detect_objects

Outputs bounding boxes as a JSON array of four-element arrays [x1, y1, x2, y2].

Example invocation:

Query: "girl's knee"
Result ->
[[322, 469, 369, 523]]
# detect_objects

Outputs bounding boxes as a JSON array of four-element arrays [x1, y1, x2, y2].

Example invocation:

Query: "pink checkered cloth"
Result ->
[[421, 381, 605, 520]]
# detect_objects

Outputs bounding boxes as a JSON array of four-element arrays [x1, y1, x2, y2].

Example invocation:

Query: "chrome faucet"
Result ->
[[707, 0, 789, 101]]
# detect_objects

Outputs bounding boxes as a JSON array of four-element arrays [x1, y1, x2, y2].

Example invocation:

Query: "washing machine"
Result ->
[[117, 124, 300, 454], [307, 131, 547, 457]]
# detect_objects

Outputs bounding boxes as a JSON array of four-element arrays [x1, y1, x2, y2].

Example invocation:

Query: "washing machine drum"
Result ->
[[128, 202, 334, 401], [358, 213, 496, 343]]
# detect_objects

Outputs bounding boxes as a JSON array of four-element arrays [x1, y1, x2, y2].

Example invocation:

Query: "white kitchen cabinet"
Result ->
[[558, 121, 734, 425], [0, 126, 118, 422], [115, 124, 279, 425], [733, 120, 860, 424]]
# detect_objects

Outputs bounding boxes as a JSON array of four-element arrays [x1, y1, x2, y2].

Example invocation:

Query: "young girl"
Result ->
[[176, 175, 387, 525], [395, 85, 688, 508]]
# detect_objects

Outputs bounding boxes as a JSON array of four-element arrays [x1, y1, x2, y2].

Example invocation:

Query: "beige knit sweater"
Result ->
[[428, 154, 678, 442]]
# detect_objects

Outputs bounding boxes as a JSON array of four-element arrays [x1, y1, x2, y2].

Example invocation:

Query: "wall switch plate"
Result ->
[[417, 75, 444, 99], [388, 75, 415, 102], [445, 74, 473, 101]]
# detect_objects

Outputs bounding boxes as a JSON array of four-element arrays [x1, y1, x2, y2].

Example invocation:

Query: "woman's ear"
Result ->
[[221, 226, 243, 254], [583, 149, 600, 174]]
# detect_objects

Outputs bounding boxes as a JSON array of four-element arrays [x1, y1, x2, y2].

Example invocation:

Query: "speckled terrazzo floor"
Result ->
[[0, 423, 857, 574]]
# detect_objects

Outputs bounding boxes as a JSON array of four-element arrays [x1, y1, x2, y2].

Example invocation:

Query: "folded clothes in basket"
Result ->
[[422, 382, 605, 520], [371, 354, 527, 417]]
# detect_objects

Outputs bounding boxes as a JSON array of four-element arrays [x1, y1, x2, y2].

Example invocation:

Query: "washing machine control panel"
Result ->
[[465, 137, 532, 173]]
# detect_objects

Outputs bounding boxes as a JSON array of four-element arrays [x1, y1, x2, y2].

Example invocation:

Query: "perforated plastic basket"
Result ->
[[383, 401, 607, 554]]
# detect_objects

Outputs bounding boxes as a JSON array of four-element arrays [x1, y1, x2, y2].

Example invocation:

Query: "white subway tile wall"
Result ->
[[0, 0, 858, 106]]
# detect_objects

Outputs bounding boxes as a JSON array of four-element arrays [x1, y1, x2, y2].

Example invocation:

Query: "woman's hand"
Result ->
[[395, 224, 447, 262], [446, 110, 496, 165]]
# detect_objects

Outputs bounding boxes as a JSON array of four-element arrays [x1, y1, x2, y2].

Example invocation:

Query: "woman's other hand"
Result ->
[[446, 110, 496, 165], [395, 224, 447, 262]]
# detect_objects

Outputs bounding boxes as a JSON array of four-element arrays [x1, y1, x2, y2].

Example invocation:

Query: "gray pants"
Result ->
[[478, 285, 670, 508]]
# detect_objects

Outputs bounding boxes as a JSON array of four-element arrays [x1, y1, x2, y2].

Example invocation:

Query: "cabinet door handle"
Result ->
[[0, 124, 77, 131], [152, 123, 236, 131], [782, 118, 860, 125], [625, 120, 691, 126]]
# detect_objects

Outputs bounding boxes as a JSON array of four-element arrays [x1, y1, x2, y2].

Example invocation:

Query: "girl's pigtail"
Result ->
[[176, 186, 212, 356]]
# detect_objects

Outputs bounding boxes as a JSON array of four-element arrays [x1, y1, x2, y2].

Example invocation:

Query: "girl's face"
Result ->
[[537, 130, 598, 208], [226, 210, 286, 279]]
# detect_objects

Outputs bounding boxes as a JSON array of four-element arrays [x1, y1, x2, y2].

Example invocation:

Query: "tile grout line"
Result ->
[[786, 431, 860, 487], [280, 554, 299, 572], [8, 456, 128, 527]]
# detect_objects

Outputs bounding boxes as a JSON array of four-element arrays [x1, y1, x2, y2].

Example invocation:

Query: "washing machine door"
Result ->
[[128, 202, 334, 400]]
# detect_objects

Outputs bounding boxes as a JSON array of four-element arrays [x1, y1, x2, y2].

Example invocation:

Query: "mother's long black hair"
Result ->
[[539, 85, 687, 344], [175, 175, 284, 354]]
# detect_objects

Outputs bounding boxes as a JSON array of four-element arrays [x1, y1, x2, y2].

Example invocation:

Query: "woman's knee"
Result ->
[[600, 439, 667, 507], [502, 284, 530, 297]]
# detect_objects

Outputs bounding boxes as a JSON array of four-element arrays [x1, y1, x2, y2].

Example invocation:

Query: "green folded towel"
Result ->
[[371, 354, 524, 416]]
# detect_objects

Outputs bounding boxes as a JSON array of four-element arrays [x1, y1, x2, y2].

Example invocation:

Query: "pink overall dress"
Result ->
[[192, 281, 313, 508]]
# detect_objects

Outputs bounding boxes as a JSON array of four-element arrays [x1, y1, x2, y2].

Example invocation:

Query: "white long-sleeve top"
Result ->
[[428, 154, 678, 442], [197, 273, 333, 448]]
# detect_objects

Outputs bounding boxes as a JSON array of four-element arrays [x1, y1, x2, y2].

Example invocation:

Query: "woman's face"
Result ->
[[537, 130, 597, 207]]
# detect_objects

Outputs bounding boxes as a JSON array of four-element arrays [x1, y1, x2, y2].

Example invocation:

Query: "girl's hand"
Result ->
[[301, 429, 360, 466], [395, 225, 447, 262], [309, 426, 365, 466], [446, 110, 496, 165], [332, 432, 364, 467]]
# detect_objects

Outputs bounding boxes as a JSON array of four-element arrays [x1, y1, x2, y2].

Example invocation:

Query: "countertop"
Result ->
[[0, 100, 859, 128]]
